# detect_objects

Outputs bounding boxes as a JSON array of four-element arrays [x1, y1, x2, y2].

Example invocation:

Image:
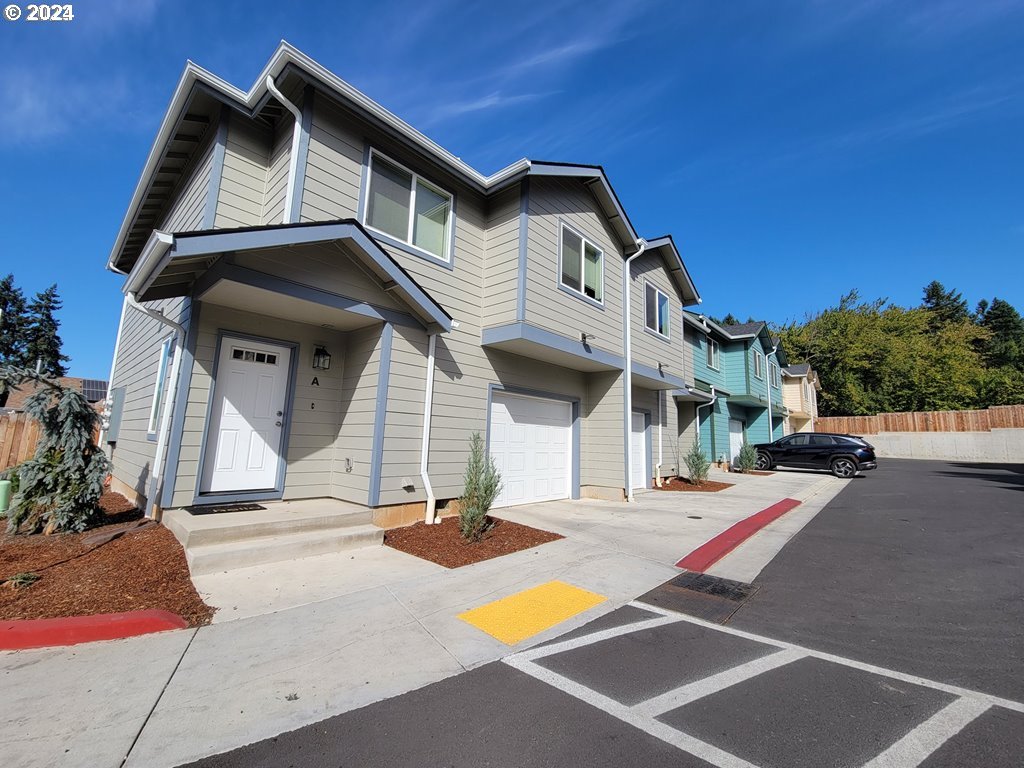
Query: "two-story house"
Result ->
[[101, 42, 702, 539], [680, 313, 787, 465], [782, 364, 820, 434]]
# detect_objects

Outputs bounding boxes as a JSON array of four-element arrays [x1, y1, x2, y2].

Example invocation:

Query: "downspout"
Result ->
[[655, 392, 663, 487], [622, 238, 647, 502], [98, 294, 130, 449], [696, 386, 718, 460], [265, 75, 303, 224], [421, 332, 438, 524], [125, 293, 185, 519]]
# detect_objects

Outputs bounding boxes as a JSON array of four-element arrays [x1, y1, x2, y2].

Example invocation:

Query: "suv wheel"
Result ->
[[755, 452, 773, 471], [830, 457, 857, 478]]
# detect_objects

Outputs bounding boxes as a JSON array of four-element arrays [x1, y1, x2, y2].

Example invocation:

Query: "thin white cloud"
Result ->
[[0, 70, 131, 142], [425, 91, 553, 126]]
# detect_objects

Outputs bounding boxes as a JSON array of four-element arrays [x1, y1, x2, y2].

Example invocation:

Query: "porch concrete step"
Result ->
[[163, 503, 372, 549], [185, 524, 384, 576]]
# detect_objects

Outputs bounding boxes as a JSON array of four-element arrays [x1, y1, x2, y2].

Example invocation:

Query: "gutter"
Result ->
[[695, 386, 718, 460], [265, 75, 303, 224], [622, 238, 647, 502], [125, 293, 186, 519], [421, 332, 438, 524], [765, 340, 779, 443]]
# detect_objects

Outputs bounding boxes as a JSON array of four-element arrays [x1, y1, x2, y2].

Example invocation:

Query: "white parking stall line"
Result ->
[[515, 613, 684, 663], [633, 648, 807, 718], [504, 654, 761, 768], [860, 697, 992, 768], [637, 604, 1024, 714]]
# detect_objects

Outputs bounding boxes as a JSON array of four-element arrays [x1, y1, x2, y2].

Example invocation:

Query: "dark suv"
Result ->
[[753, 433, 877, 478]]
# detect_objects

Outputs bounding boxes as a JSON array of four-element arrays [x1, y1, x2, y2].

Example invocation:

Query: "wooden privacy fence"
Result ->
[[815, 405, 1024, 435], [0, 412, 42, 472]]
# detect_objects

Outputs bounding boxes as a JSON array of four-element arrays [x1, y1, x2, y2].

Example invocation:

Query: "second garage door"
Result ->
[[489, 392, 572, 508]]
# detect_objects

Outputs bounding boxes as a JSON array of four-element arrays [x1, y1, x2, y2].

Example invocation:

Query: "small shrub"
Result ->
[[683, 440, 710, 486], [4, 572, 40, 589], [459, 432, 502, 543], [737, 443, 758, 473]]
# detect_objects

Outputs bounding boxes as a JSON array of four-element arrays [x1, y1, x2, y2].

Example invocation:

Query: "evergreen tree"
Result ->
[[978, 298, 1024, 369], [720, 313, 740, 325], [922, 280, 969, 328], [24, 284, 69, 377], [0, 274, 28, 407]]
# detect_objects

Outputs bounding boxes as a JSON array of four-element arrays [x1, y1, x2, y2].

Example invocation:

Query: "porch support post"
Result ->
[[160, 299, 202, 508], [368, 323, 394, 507]]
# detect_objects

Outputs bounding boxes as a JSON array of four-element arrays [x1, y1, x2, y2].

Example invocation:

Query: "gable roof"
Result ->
[[643, 235, 701, 306], [720, 321, 764, 337], [108, 42, 671, 274], [784, 363, 811, 376]]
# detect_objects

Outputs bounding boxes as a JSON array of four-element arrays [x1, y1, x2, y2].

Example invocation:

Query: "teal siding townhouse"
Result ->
[[681, 313, 788, 465]]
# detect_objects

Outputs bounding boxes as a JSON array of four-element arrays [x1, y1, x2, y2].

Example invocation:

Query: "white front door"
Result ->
[[489, 392, 572, 508], [631, 411, 648, 490], [729, 419, 744, 466], [200, 337, 291, 494]]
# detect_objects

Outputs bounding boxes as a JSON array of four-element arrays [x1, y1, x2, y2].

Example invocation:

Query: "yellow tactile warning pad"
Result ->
[[458, 580, 607, 645]]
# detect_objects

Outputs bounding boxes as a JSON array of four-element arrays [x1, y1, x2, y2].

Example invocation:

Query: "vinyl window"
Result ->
[[364, 150, 453, 262], [560, 224, 604, 303], [705, 336, 720, 370], [147, 338, 174, 436], [644, 283, 670, 338], [770, 362, 780, 387], [754, 350, 764, 379]]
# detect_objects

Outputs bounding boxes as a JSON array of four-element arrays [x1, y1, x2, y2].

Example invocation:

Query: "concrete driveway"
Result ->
[[0, 469, 840, 768]]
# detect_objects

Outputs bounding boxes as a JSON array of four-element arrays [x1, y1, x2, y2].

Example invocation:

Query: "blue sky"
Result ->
[[2, 0, 1022, 378]]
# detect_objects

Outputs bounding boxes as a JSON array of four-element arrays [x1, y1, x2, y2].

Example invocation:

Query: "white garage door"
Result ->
[[489, 392, 572, 508], [631, 411, 648, 490]]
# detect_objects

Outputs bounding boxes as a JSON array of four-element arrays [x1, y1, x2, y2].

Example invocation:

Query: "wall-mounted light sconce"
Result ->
[[580, 332, 597, 344], [312, 345, 332, 370]]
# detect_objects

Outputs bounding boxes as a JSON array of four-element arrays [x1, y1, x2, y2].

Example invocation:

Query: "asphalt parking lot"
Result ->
[[185, 459, 1024, 768]]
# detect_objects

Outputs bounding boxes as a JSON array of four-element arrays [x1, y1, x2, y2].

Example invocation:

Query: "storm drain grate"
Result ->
[[637, 573, 759, 624], [185, 503, 267, 515]]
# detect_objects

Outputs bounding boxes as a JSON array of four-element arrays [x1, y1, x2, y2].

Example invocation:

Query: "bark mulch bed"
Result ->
[[654, 477, 735, 493], [384, 516, 563, 569], [0, 492, 214, 627]]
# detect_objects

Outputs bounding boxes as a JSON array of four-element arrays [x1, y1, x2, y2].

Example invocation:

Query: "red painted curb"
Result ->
[[676, 498, 802, 572], [0, 610, 188, 651]]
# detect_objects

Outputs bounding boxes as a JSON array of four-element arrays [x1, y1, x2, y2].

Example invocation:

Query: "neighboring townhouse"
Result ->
[[782, 363, 820, 434], [680, 313, 788, 465], [101, 42, 702, 532]]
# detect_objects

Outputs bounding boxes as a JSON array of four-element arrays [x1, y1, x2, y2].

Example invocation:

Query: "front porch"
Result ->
[[127, 220, 452, 521], [163, 498, 381, 575]]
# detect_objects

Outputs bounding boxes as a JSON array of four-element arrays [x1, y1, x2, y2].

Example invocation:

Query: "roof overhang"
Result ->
[[673, 386, 715, 403], [481, 322, 624, 373], [123, 220, 452, 332], [632, 361, 686, 391], [643, 235, 701, 306]]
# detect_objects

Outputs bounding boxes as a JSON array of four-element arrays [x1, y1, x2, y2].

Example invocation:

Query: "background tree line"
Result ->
[[0, 273, 69, 407], [777, 281, 1024, 417]]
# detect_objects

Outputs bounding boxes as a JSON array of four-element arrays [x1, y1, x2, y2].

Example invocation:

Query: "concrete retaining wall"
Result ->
[[870, 429, 1024, 463]]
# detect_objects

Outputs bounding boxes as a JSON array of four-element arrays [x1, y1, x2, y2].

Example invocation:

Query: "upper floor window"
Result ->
[[364, 150, 452, 262], [705, 336, 720, 370], [754, 350, 765, 379], [770, 362, 780, 388], [560, 224, 603, 303], [644, 283, 670, 339], [804, 380, 812, 402], [147, 337, 174, 436]]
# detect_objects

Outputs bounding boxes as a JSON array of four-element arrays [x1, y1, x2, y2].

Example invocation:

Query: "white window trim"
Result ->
[[706, 335, 720, 370], [558, 222, 605, 306], [770, 362, 780, 387], [147, 337, 173, 436], [753, 350, 765, 379], [362, 148, 455, 264], [643, 281, 671, 340]]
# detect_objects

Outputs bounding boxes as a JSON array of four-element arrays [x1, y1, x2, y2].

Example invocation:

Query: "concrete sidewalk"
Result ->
[[0, 469, 844, 768]]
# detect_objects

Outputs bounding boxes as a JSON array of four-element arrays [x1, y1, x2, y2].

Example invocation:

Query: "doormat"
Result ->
[[635, 572, 759, 624], [184, 503, 267, 515]]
